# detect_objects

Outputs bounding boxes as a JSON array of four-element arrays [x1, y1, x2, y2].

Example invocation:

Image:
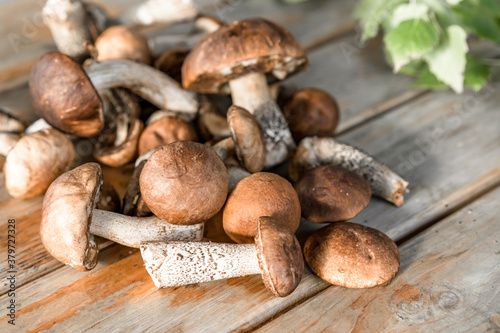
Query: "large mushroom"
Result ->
[[183, 18, 309, 168]]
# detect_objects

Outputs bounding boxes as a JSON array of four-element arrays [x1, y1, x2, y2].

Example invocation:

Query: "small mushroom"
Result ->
[[40, 162, 204, 271], [283, 88, 340, 142], [139, 141, 228, 225], [141, 216, 304, 297], [304, 222, 400, 288], [95, 25, 151, 64], [182, 18, 309, 168], [223, 172, 301, 244], [294, 165, 371, 223], [290, 137, 410, 207]]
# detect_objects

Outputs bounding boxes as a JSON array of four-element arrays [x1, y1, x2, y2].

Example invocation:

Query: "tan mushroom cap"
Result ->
[[283, 88, 339, 142], [29, 51, 103, 137], [4, 129, 75, 199], [227, 105, 266, 173], [182, 18, 309, 94], [304, 222, 400, 289], [223, 172, 301, 244], [140, 141, 228, 225], [138, 115, 198, 156], [294, 165, 371, 223], [95, 25, 151, 64], [40, 163, 102, 271], [255, 216, 304, 297]]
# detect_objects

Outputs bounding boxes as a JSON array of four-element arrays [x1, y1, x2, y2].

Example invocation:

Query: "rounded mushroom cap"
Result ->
[[295, 165, 371, 223], [140, 141, 228, 225], [138, 114, 198, 156], [4, 129, 75, 199], [283, 88, 339, 142], [40, 163, 102, 271], [29, 51, 103, 137], [304, 222, 400, 288], [227, 105, 266, 173], [95, 25, 151, 64], [223, 172, 301, 244], [255, 216, 304, 297], [182, 18, 309, 94]]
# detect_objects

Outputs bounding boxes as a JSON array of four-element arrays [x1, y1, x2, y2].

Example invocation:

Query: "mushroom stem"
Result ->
[[141, 241, 261, 288], [229, 72, 295, 168], [90, 209, 204, 248], [86, 60, 199, 120], [290, 137, 410, 207]]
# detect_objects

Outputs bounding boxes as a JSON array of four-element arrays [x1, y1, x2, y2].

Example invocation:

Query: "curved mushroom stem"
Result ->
[[90, 209, 204, 248], [229, 72, 295, 168], [141, 241, 260, 288], [290, 137, 410, 207], [86, 60, 199, 120]]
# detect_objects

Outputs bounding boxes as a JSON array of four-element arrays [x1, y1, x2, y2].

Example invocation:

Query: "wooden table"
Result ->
[[1, 1, 499, 331]]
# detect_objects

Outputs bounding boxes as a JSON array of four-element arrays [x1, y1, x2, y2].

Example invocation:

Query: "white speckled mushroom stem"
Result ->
[[90, 209, 204, 248], [141, 241, 261, 288], [290, 137, 410, 207], [86, 60, 199, 121], [42, 0, 93, 62], [229, 72, 296, 168], [114, 0, 198, 29]]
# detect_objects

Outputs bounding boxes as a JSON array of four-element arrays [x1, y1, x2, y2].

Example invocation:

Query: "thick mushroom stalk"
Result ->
[[290, 137, 410, 207]]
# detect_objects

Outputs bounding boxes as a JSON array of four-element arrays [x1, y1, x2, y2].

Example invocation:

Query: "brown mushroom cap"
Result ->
[[255, 216, 304, 297], [182, 18, 309, 94], [304, 222, 400, 288], [40, 163, 102, 271], [4, 129, 75, 199], [283, 88, 339, 142], [138, 115, 198, 156], [294, 165, 371, 223], [223, 172, 301, 244], [29, 51, 103, 137], [95, 25, 151, 64], [139, 141, 228, 225], [97, 181, 121, 213], [154, 48, 190, 84]]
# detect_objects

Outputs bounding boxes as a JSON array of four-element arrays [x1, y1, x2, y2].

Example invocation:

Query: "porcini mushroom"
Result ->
[[141, 216, 304, 297], [182, 18, 309, 168], [304, 222, 400, 288], [40, 162, 204, 271], [223, 172, 301, 244], [95, 25, 151, 64], [290, 137, 410, 206], [294, 165, 371, 223]]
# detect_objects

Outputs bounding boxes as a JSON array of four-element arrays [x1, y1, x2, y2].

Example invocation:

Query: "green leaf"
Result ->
[[464, 54, 491, 90], [424, 25, 468, 93], [453, 0, 500, 43], [413, 66, 449, 89], [384, 18, 440, 71], [391, 3, 430, 28], [354, 0, 405, 42]]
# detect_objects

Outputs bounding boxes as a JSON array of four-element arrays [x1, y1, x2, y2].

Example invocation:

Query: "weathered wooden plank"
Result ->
[[257, 186, 500, 332]]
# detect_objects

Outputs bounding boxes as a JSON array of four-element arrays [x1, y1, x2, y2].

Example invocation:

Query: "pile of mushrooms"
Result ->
[[1, 0, 412, 297]]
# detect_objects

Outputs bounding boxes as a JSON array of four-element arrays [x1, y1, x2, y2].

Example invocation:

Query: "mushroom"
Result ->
[[0, 109, 25, 157], [25, 118, 53, 135], [283, 88, 340, 142], [95, 25, 151, 64], [139, 141, 228, 225], [154, 48, 190, 84], [223, 172, 301, 244], [290, 137, 410, 207], [294, 165, 371, 223], [40, 162, 204, 271], [4, 129, 75, 199], [122, 156, 152, 217], [97, 181, 121, 213], [304, 222, 400, 288], [197, 97, 230, 142], [182, 18, 309, 168], [141, 216, 304, 297]]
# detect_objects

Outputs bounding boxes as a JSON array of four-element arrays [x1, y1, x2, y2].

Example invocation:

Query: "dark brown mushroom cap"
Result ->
[[283, 88, 339, 142], [227, 105, 266, 173], [304, 222, 400, 288], [154, 48, 190, 84], [223, 172, 301, 244], [29, 51, 103, 137], [255, 216, 304, 297], [294, 165, 371, 223], [40, 163, 102, 271], [138, 115, 198, 156], [182, 18, 309, 93], [95, 25, 151, 64], [139, 141, 228, 225], [97, 181, 121, 213]]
